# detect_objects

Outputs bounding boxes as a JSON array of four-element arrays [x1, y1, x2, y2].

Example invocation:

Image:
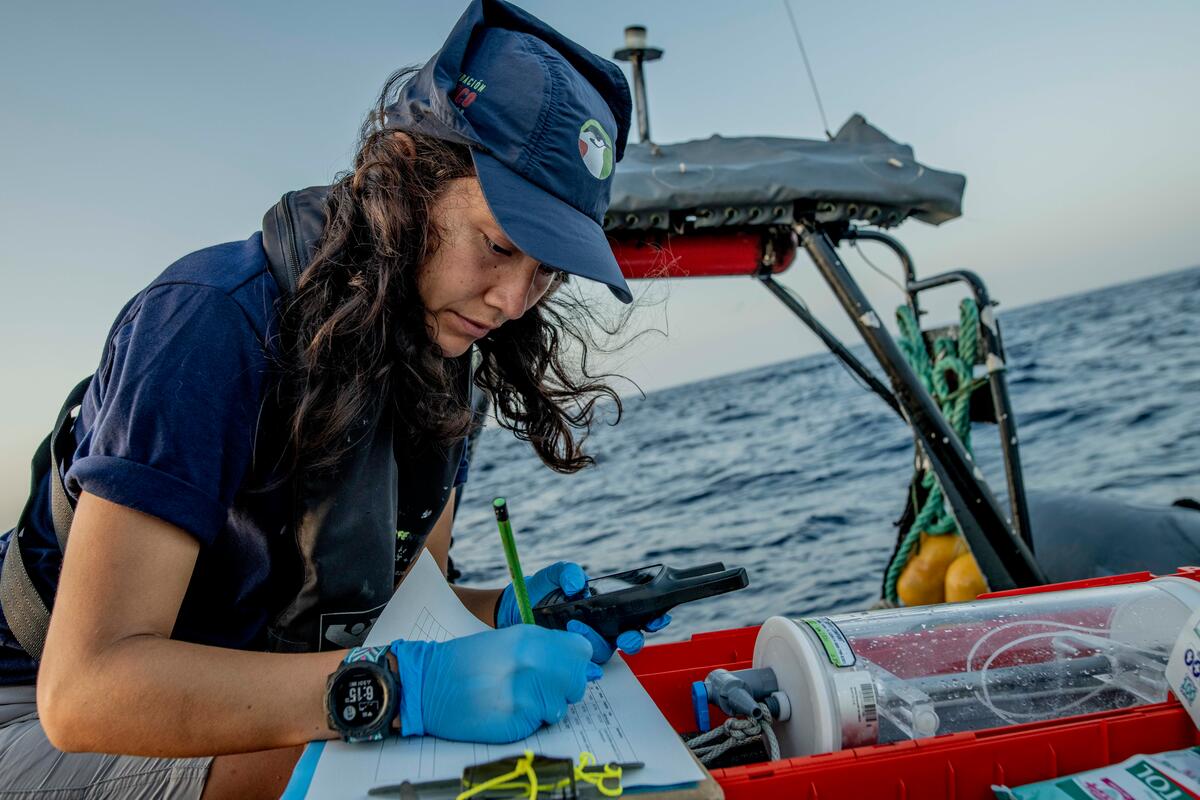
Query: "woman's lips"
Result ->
[[450, 311, 492, 338]]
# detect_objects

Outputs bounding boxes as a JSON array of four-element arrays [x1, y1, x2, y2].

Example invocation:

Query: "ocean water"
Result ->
[[451, 266, 1200, 642]]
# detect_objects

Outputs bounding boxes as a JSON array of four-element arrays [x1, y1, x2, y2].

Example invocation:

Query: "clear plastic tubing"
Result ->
[[753, 577, 1200, 758]]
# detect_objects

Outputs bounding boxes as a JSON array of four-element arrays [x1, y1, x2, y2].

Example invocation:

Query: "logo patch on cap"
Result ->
[[578, 119, 613, 180], [452, 72, 487, 109]]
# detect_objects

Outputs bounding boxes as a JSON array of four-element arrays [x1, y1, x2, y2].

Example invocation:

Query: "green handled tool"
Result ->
[[493, 497, 535, 625]]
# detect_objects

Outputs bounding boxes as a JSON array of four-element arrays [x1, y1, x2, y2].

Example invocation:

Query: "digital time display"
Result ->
[[333, 670, 384, 726]]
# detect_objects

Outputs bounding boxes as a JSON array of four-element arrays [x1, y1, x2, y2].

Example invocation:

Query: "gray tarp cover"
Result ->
[[608, 114, 966, 226]]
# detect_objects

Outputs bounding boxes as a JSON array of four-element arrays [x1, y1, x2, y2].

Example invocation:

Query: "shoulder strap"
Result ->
[[47, 378, 90, 550], [0, 531, 51, 661], [261, 185, 331, 296], [1, 376, 92, 660]]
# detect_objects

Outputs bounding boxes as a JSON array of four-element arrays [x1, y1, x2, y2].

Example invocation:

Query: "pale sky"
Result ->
[[2, 1, 1198, 521]]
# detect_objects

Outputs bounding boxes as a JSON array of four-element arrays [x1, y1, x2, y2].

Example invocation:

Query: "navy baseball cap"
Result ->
[[382, 0, 634, 303]]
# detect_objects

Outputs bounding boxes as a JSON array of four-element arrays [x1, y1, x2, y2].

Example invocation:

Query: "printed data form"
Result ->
[[297, 551, 704, 798]]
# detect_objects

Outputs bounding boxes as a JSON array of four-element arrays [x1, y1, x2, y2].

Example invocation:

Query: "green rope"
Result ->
[[884, 299, 990, 604]]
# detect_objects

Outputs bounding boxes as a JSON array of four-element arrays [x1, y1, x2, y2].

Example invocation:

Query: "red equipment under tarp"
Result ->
[[610, 230, 796, 280]]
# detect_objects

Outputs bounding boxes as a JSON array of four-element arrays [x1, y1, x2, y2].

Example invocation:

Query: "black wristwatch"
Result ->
[[325, 645, 400, 743]]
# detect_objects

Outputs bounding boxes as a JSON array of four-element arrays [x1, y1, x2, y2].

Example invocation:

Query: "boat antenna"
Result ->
[[613, 25, 663, 146], [782, 0, 833, 140]]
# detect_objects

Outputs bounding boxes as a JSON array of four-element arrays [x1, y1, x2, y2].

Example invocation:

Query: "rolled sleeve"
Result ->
[[66, 283, 270, 546], [68, 456, 230, 546]]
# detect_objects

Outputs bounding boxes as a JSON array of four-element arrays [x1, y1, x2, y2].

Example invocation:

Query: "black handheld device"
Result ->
[[533, 562, 748, 640]]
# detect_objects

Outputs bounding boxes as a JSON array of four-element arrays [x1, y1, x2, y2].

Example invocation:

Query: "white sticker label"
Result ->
[[832, 670, 879, 747], [802, 617, 856, 667], [1166, 608, 1200, 729]]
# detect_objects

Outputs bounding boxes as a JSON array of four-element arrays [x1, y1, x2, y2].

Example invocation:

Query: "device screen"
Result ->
[[585, 565, 663, 596], [332, 670, 384, 727]]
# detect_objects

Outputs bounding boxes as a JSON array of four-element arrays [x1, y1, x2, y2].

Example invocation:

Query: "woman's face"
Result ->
[[418, 177, 559, 358]]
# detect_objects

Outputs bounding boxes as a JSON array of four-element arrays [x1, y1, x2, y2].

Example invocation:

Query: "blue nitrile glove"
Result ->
[[496, 561, 673, 662], [389, 624, 598, 743]]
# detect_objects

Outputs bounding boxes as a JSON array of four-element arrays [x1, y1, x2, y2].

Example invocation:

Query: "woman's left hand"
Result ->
[[496, 561, 671, 664]]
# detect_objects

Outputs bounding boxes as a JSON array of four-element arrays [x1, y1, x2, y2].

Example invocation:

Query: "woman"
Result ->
[[0, 2, 662, 797]]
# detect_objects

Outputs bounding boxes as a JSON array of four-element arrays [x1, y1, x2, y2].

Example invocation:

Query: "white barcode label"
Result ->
[[860, 681, 878, 723], [833, 670, 879, 747]]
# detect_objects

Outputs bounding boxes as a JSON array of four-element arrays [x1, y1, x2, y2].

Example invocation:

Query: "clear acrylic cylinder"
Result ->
[[753, 577, 1200, 757]]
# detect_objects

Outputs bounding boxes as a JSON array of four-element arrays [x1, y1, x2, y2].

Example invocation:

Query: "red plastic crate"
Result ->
[[624, 568, 1200, 799]]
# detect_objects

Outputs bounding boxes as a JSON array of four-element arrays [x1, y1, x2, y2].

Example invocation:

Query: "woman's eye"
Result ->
[[483, 235, 512, 257]]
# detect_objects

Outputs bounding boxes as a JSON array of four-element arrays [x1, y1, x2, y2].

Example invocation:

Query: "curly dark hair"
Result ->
[[275, 69, 625, 478]]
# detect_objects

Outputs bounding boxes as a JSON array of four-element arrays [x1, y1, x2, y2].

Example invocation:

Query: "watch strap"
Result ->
[[344, 645, 389, 665]]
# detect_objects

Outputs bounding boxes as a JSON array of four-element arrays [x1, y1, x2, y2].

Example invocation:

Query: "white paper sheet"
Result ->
[[365, 550, 491, 644], [296, 550, 704, 798]]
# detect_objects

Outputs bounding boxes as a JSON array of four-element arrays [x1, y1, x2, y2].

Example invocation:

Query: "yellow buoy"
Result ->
[[896, 532, 965, 607], [944, 551, 988, 602]]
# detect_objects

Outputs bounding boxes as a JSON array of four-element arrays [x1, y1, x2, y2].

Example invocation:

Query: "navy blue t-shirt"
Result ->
[[0, 233, 468, 684]]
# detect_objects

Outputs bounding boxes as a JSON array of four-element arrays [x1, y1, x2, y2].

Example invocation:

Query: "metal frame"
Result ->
[[846, 229, 1034, 552], [903, 270, 1033, 552], [756, 221, 1045, 590], [756, 274, 901, 417]]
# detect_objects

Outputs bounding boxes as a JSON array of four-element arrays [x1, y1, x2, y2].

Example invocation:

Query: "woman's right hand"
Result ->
[[390, 625, 600, 743]]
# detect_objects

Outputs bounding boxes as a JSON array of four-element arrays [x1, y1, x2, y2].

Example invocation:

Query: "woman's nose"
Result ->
[[487, 261, 546, 321]]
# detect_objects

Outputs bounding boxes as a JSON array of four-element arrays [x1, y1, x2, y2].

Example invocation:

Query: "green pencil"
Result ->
[[493, 497, 535, 625]]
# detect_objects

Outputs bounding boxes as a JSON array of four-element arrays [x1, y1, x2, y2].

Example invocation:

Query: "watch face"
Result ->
[[331, 666, 387, 730]]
